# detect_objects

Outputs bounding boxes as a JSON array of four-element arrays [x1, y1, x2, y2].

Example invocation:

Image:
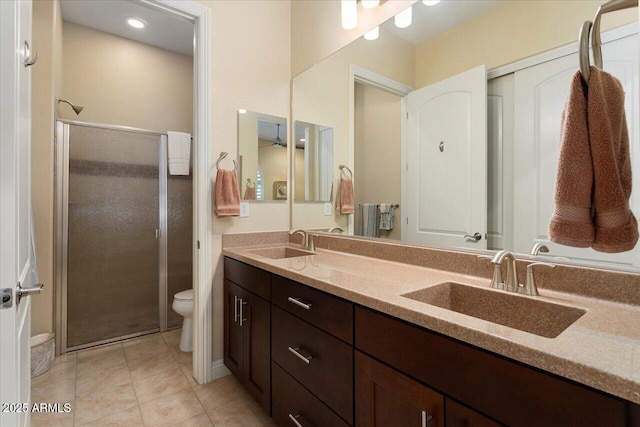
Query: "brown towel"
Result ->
[[588, 67, 638, 252], [549, 71, 594, 247], [336, 178, 354, 215], [243, 185, 256, 200], [214, 169, 240, 217], [549, 67, 638, 252]]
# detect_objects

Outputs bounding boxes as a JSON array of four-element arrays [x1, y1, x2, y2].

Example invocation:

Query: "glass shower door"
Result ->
[[66, 124, 161, 349]]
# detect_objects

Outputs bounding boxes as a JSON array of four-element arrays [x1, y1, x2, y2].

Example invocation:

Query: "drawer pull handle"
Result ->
[[288, 346, 312, 364], [421, 410, 432, 427], [288, 297, 312, 310], [288, 413, 303, 427]]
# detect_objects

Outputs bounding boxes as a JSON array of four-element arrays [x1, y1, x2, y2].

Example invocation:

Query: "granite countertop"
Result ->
[[223, 243, 640, 405]]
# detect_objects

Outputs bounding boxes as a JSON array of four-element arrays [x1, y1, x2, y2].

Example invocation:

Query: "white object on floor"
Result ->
[[167, 131, 191, 175], [172, 289, 193, 352], [31, 333, 55, 377]]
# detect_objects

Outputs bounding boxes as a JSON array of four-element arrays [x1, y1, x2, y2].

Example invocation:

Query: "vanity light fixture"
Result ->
[[394, 6, 412, 28], [423, 0, 441, 5], [126, 17, 146, 29], [362, 0, 380, 9], [341, 0, 358, 29], [364, 26, 379, 40]]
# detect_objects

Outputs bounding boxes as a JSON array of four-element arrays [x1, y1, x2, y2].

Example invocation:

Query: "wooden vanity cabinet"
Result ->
[[355, 306, 632, 427], [223, 258, 271, 414], [271, 274, 355, 426]]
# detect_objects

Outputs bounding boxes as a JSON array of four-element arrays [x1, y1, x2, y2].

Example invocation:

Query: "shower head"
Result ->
[[58, 99, 84, 115]]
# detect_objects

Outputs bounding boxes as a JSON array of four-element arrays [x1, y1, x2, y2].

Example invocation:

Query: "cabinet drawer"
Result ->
[[445, 399, 503, 427], [272, 306, 353, 424], [272, 362, 350, 427], [224, 257, 270, 300], [355, 307, 627, 427], [272, 274, 353, 344]]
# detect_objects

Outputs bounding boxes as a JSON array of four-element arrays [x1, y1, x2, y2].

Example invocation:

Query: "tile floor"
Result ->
[[31, 329, 274, 427]]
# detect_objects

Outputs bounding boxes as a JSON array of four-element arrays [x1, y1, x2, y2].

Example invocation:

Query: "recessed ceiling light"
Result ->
[[394, 7, 412, 29], [423, 0, 441, 5], [362, 0, 380, 9], [238, 109, 247, 114], [126, 17, 146, 29], [300, 138, 306, 142]]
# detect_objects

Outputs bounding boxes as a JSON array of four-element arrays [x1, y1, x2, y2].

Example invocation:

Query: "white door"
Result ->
[[1, 1, 39, 426], [514, 34, 639, 266], [403, 65, 488, 249]]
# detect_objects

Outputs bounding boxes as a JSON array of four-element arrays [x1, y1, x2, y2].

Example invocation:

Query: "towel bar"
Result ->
[[216, 151, 237, 171]]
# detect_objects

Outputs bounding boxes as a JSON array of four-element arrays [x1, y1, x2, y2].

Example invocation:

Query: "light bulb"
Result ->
[[126, 17, 146, 29], [362, 0, 380, 9], [364, 26, 379, 41], [423, 0, 441, 5], [341, 0, 358, 30], [238, 109, 247, 114], [394, 7, 412, 29]]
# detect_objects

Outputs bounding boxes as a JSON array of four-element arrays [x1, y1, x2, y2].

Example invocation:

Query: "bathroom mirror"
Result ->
[[291, 0, 640, 269], [238, 111, 288, 201], [294, 121, 334, 202]]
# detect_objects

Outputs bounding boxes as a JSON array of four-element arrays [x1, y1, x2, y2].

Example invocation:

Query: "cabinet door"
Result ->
[[356, 351, 444, 427], [223, 279, 243, 380], [445, 399, 503, 427], [242, 290, 271, 414]]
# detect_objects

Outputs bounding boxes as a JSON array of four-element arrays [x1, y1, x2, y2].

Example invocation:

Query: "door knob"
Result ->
[[16, 282, 44, 304], [464, 232, 482, 241]]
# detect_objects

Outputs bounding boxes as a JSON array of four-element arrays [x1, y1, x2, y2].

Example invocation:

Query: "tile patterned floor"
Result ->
[[31, 329, 274, 427]]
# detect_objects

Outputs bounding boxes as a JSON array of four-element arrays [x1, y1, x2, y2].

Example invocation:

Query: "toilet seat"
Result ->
[[174, 289, 193, 301]]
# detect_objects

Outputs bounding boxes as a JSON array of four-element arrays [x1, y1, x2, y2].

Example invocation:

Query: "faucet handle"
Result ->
[[520, 262, 555, 296]]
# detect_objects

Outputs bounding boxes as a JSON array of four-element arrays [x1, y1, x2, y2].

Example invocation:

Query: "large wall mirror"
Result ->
[[238, 111, 288, 201], [291, 0, 640, 270]]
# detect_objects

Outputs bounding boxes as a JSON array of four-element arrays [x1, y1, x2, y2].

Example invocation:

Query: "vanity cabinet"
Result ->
[[270, 274, 354, 426], [223, 258, 270, 414], [355, 306, 632, 427]]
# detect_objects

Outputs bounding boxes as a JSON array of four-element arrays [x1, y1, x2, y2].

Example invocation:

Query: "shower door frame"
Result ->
[[55, 120, 170, 353]]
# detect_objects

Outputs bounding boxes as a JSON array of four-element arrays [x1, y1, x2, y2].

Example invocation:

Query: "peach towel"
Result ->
[[549, 67, 638, 252], [215, 169, 240, 217], [336, 178, 354, 215], [589, 67, 638, 252]]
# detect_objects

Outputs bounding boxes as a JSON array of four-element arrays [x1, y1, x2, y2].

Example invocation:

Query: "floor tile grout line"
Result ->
[[121, 343, 145, 427], [72, 351, 79, 427]]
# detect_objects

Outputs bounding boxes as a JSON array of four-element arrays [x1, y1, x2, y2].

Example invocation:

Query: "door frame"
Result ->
[[348, 65, 413, 235], [53, 0, 213, 384]]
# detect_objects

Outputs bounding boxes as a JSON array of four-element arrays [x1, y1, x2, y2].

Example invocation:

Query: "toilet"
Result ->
[[172, 289, 193, 352]]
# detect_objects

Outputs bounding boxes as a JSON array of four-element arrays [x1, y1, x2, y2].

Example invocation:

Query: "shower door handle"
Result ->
[[155, 228, 160, 239]]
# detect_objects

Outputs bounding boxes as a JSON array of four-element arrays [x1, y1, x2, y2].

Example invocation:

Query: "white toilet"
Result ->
[[172, 289, 193, 352]]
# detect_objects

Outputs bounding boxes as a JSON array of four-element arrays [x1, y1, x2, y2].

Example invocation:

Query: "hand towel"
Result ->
[[588, 66, 638, 252], [379, 203, 396, 231], [548, 71, 595, 248], [243, 180, 256, 200], [335, 178, 354, 215], [215, 169, 240, 217], [168, 131, 191, 175], [359, 203, 378, 237]]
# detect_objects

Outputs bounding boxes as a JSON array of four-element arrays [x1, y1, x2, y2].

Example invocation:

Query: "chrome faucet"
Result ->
[[477, 255, 504, 290], [289, 229, 315, 251], [491, 250, 519, 292], [530, 243, 550, 256]]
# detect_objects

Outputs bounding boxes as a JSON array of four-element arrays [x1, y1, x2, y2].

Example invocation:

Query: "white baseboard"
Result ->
[[211, 359, 231, 380]]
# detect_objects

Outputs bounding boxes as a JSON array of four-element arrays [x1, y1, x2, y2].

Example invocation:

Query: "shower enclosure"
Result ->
[[55, 120, 192, 352]]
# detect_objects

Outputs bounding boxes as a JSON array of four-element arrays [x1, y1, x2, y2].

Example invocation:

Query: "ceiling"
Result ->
[[383, 0, 504, 46], [60, 0, 193, 56], [258, 117, 289, 146]]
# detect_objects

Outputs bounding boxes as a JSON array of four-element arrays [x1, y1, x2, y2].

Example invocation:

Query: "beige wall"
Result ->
[[415, 0, 638, 87], [60, 22, 193, 133], [291, 0, 417, 77], [292, 28, 414, 230], [198, 0, 292, 361], [31, 0, 63, 336], [354, 83, 402, 241]]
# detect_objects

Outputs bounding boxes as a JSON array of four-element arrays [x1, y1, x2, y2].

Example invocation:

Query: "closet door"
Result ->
[[66, 124, 161, 348], [513, 33, 640, 266]]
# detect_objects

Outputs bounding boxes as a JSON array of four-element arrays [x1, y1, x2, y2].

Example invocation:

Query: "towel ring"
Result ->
[[578, 21, 592, 84], [339, 164, 353, 179], [246, 178, 255, 188], [216, 152, 237, 171]]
